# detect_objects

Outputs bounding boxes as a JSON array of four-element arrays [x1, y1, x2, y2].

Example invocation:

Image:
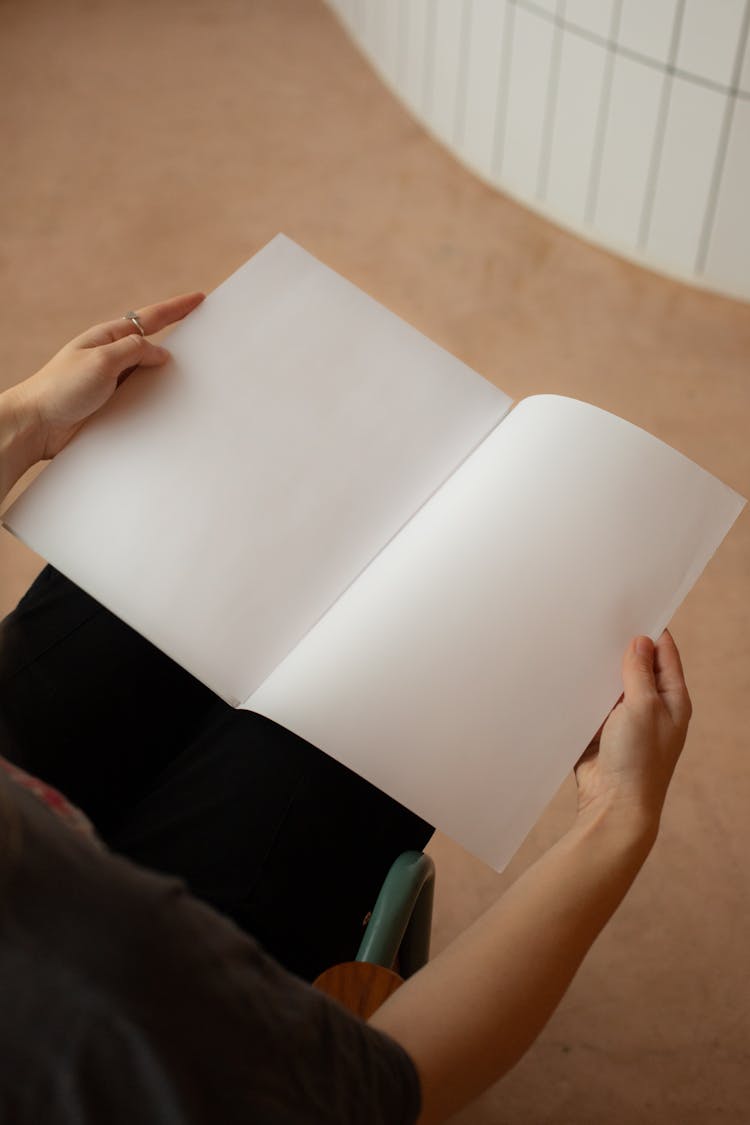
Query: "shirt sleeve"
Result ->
[[120, 884, 422, 1125]]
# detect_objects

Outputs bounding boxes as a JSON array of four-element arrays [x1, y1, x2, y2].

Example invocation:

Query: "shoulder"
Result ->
[[0, 776, 420, 1124], [141, 888, 423, 1124]]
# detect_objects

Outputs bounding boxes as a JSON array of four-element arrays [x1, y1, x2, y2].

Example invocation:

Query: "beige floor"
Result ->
[[1, 2, 749, 1122]]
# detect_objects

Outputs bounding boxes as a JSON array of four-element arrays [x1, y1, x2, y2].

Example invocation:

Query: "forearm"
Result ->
[[371, 803, 655, 1124], [0, 385, 42, 503]]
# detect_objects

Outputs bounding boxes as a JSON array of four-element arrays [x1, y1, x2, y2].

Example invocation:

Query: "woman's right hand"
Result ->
[[574, 630, 692, 842], [10, 292, 205, 462], [0, 292, 204, 503]]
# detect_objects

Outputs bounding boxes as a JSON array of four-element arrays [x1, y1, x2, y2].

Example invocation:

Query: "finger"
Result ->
[[115, 348, 169, 388], [621, 635, 657, 703], [73, 292, 205, 348], [575, 740, 599, 771], [121, 291, 206, 336], [93, 333, 170, 380], [585, 691, 623, 751], [116, 364, 139, 389], [653, 630, 692, 726]]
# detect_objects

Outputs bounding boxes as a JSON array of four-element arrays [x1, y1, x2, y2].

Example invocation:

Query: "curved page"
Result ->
[[246, 395, 745, 870]]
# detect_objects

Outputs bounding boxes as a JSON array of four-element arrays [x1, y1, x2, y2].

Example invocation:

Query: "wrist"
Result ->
[[0, 383, 45, 502], [570, 792, 658, 867]]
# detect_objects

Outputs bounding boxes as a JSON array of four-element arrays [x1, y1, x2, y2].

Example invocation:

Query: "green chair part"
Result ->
[[356, 850, 435, 979]]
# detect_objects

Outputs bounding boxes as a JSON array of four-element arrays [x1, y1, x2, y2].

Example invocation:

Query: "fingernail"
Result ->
[[636, 636, 653, 657]]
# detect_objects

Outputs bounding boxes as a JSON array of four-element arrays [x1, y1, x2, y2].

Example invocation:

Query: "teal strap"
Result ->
[[356, 850, 435, 978]]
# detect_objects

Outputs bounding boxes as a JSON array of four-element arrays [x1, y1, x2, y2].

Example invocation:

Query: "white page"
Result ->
[[3, 235, 510, 704], [246, 395, 745, 870]]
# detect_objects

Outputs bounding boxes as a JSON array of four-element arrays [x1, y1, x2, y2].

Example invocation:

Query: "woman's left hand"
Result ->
[[6, 292, 204, 468], [574, 630, 692, 843]]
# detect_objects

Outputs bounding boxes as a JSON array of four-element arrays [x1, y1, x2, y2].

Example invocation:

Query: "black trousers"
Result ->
[[0, 566, 433, 981]]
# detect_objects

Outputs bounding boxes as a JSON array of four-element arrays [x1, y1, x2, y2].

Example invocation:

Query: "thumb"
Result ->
[[622, 635, 657, 703], [95, 333, 170, 380]]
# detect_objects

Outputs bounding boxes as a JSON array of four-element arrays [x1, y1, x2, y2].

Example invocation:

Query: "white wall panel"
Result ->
[[648, 80, 725, 274], [593, 56, 663, 247], [565, 0, 615, 39], [740, 27, 750, 90], [400, 0, 429, 116], [546, 31, 608, 222], [460, 0, 508, 171], [618, 0, 679, 63], [704, 98, 750, 290], [379, 0, 402, 85], [500, 6, 555, 197], [677, 0, 746, 86], [429, 2, 466, 138]]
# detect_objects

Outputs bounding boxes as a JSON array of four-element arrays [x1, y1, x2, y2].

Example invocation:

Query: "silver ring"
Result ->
[[123, 310, 146, 336]]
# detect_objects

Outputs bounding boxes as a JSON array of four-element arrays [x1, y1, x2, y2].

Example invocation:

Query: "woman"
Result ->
[[0, 293, 692, 1123]]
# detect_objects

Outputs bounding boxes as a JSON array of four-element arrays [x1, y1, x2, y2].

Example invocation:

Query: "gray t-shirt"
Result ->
[[0, 773, 420, 1124]]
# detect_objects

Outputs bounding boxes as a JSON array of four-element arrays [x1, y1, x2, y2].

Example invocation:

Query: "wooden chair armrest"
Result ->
[[313, 961, 404, 1020]]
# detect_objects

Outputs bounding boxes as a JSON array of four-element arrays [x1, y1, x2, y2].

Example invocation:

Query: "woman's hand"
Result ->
[[4, 292, 204, 474], [574, 631, 692, 842]]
